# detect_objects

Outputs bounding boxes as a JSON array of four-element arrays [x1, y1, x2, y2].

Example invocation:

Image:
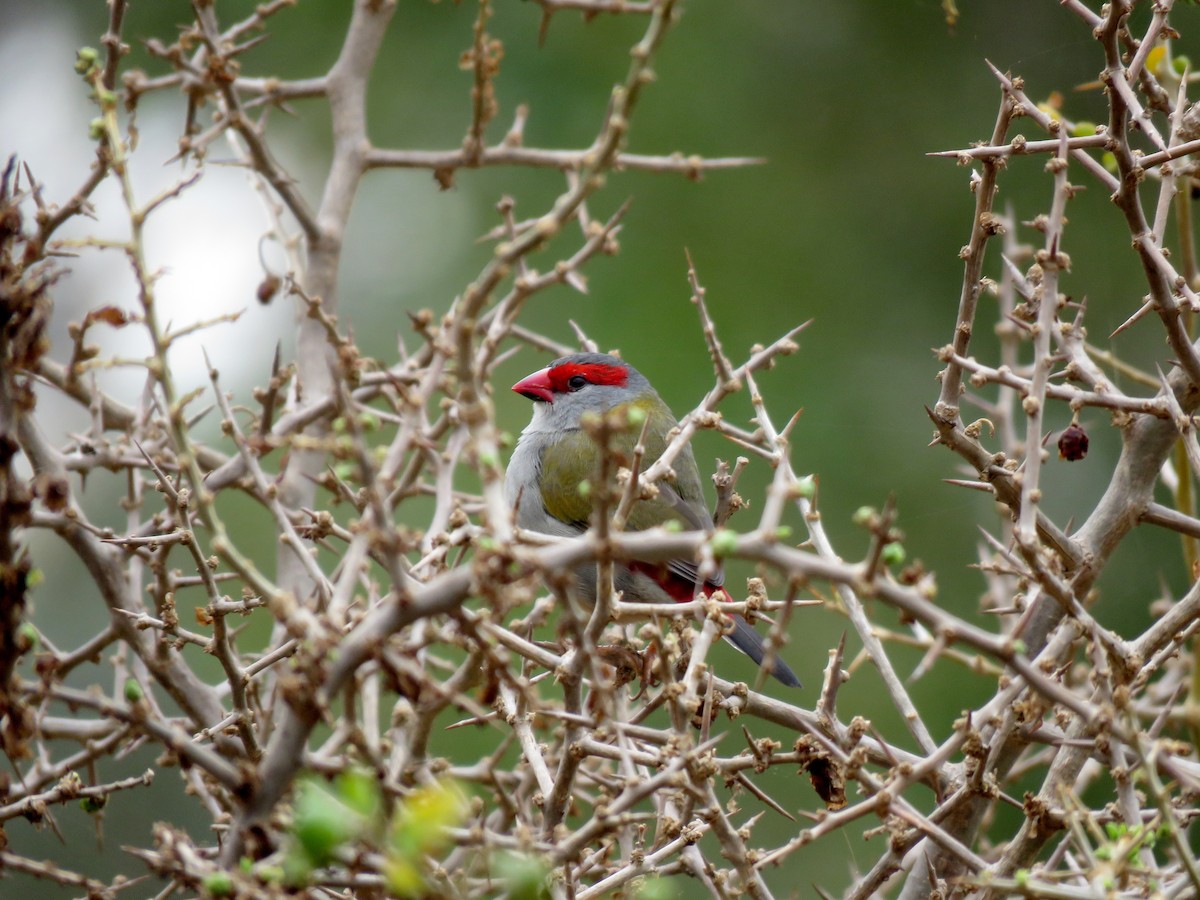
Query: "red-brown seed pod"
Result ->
[[1058, 423, 1089, 461], [256, 274, 282, 304]]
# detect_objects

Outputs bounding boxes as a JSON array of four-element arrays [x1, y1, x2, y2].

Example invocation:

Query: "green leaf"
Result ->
[[385, 779, 469, 897], [495, 852, 551, 900], [292, 778, 359, 867], [636, 876, 682, 900], [337, 769, 382, 820]]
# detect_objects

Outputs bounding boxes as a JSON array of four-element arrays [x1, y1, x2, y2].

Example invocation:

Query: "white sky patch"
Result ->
[[2, 16, 292, 423], [3, 9, 477, 441]]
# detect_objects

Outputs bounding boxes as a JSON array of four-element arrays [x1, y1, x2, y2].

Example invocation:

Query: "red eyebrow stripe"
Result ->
[[547, 362, 628, 393]]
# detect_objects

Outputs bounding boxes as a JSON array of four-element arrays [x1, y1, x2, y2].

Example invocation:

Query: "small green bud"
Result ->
[[478, 449, 499, 469], [711, 528, 738, 558], [498, 430, 514, 449], [358, 411, 380, 431], [331, 416, 347, 433], [881, 543, 905, 567], [1175, 55, 1191, 75], [1011, 638, 1027, 656], [202, 871, 235, 897], [1101, 151, 1118, 173], [25, 568, 43, 589], [16, 623, 38, 653], [662, 520, 682, 533], [75, 47, 99, 75], [1014, 869, 1029, 888], [852, 506, 877, 527], [123, 678, 143, 704], [794, 475, 816, 500], [577, 480, 591, 498], [774, 525, 793, 540], [88, 118, 106, 141], [1070, 121, 1096, 138], [80, 795, 107, 814]]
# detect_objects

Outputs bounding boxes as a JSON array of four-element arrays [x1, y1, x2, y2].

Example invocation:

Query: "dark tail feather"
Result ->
[[725, 615, 802, 688]]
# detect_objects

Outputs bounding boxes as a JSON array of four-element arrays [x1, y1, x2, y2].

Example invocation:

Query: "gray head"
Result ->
[[511, 353, 655, 433]]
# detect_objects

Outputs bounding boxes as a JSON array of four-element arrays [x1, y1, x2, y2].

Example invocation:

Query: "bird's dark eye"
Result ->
[[567, 375, 588, 391]]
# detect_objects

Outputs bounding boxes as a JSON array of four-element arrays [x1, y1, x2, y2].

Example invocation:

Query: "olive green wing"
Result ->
[[624, 397, 712, 533], [619, 400, 723, 592]]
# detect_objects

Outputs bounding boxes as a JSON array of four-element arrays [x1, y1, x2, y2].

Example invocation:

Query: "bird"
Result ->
[[505, 352, 801, 687]]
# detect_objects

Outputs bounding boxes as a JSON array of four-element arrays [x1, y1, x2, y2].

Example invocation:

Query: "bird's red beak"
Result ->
[[512, 367, 554, 403]]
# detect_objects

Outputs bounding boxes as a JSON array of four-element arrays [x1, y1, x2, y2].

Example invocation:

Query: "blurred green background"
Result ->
[[3, 0, 1192, 895]]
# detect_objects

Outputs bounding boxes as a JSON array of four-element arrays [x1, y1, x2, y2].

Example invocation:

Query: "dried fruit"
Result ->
[[1057, 423, 1089, 461]]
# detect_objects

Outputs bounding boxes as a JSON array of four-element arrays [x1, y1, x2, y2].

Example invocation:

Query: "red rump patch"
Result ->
[[547, 362, 629, 393], [629, 562, 729, 604]]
